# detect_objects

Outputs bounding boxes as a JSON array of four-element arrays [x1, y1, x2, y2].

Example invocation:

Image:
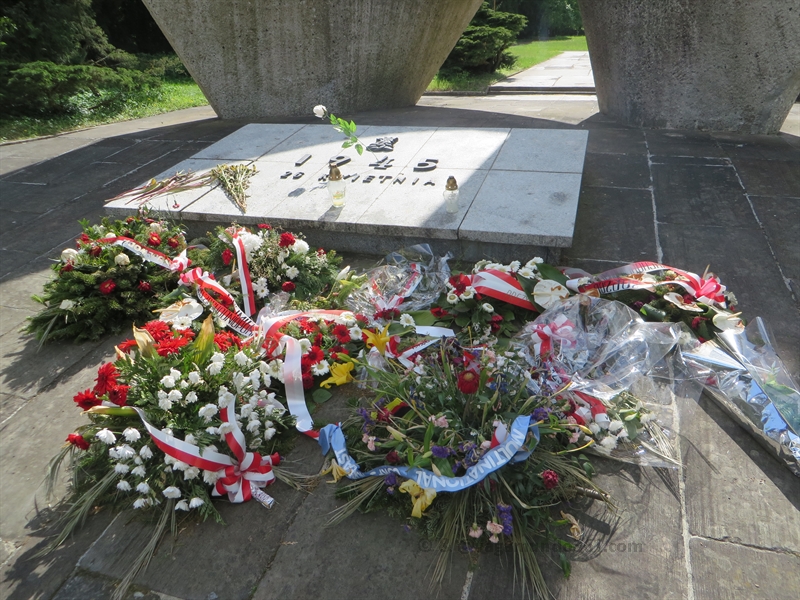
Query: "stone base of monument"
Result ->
[[105, 125, 588, 262]]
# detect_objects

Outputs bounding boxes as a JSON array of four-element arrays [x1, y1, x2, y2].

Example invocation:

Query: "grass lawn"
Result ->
[[0, 80, 209, 142], [427, 35, 588, 92]]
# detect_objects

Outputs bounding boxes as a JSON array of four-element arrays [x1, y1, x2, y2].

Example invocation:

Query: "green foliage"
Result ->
[[0, 60, 160, 116], [91, 0, 172, 55], [442, 2, 528, 74], [0, 0, 112, 64], [541, 0, 583, 36]]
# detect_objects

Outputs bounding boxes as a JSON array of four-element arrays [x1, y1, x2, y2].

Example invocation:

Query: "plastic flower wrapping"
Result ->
[[40, 214, 798, 599]]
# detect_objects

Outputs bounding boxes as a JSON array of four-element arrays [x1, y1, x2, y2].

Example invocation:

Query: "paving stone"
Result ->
[[651, 162, 756, 228], [585, 127, 647, 156], [689, 537, 800, 600], [0, 391, 26, 424], [581, 151, 650, 189], [562, 186, 657, 263], [678, 388, 800, 552], [749, 196, 800, 282], [408, 127, 509, 170], [644, 130, 728, 158], [711, 132, 800, 162], [250, 470, 469, 600], [0, 510, 115, 600], [658, 222, 800, 375], [52, 570, 163, 600], [0, 181, 68, 215], [732, 158, 800, 198]]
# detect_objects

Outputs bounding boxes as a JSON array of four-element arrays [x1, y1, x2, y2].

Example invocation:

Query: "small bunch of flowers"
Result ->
[[333, 338, 601, 593], [26, 212, 188, 344], [58, 315, 295, 526], [203, 225, 343, 304]]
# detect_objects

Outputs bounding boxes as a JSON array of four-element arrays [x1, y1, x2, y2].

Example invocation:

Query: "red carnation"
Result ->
[[332, 324, 351, 344], [117, 339, 138, 353], [93, 363, 119, 395], [214, 331, 242, 351], [138, 280, 152, 293], [221, 248, 234, 266], [456, 370, 480, 394], [107, 384, 129, 406], [99, 279, 116, 295], [258, 223, 272, 230], [431, 307, 449, 318], [61, 262, 74, 273], [73, 389, 101, 411], [278, 232, 296, 248], [147, 232, 161, 247], [449, 273, 471, 295], [489, 314, 504, 333], [89, 245, 102, 257], [67, 433, 91, 450], [282, 281, 296, 292], [167, 237, 179, 248], [77, 233, 91, 246], [541, 469, 559, 490]]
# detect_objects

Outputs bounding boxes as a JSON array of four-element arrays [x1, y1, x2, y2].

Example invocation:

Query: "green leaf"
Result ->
[[455, 315, 470, 327], [423, 422, 434, 452], [191, 315, 216, 364], [537, 263, 568, 285], [312, 388, 332, 404], [409, 310, 436, 327], [433, 458, 453, 477], [355, 144, 364, 156], [560, 552, 571, 578]]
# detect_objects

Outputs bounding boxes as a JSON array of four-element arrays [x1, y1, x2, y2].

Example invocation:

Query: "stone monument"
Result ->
[[142, 0, 483, 119], [578, 0, 800, 134]]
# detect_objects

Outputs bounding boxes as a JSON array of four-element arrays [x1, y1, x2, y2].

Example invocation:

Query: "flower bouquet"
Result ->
[[199, 224, 344, 310], [26, 213, 190, 344], [49, 315, 296, 598], [321, 338, 604, 598]]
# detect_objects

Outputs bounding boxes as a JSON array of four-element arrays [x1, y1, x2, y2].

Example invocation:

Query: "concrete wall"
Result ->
[[578, 0, 800, 133], [142, 0, 483, 119]]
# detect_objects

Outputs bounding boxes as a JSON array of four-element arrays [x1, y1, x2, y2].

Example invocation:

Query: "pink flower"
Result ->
[[429, 415, 449, 428], [541, 469, 559, 490], [486, 521, 504, 535], [489, 534, 500, 544], [468, 524, 483, 538]]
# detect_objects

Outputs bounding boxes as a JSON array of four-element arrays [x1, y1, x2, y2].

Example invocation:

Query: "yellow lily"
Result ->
[[321, 459, 349, 483], [320, 361, 355, 388], [363, 324, 391, 355], [398, 480, 437, 518]]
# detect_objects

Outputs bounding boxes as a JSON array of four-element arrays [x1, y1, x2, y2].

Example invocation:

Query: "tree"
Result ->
[[442, 2, 528, 73]]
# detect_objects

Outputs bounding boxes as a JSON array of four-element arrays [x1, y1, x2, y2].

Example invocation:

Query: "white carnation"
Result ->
[[115, 253, 130, 266], [199, 403, 218, 422], [292, 239, 309, 254], [117, 480, 131, 492], [162, 486, 181, 499], [96, 429, 116, 445]]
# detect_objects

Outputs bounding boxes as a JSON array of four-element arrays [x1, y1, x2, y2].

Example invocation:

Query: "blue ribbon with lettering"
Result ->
[[318, 415, 540, 493]]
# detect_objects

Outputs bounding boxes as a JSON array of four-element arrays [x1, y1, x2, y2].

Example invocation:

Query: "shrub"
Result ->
[[0, 61, 160, 116], [442, 2, 528, 74]]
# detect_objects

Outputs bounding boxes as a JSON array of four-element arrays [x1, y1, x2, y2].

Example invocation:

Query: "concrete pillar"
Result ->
[[578, 0, 800, 133], [142, 0, 483, 119]]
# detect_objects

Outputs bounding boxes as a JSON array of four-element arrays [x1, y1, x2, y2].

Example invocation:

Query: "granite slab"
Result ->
[[105, 124, 589, 254]]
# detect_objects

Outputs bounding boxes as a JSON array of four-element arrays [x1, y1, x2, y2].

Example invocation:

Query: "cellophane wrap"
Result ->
[[346, 244, 450, 317], [680, 318, 800, 476], [512, 295, 683, 468]]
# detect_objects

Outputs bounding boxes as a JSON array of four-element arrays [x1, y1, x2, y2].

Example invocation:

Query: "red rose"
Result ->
[[541, 469, 559, 490], [93, 363, 118, 395], [78, 233, 91, 245], [147, 232, 161, 247], [456, 370, 480, 394], [221, 248, 234, 266], [386, 450, 401, 464], [258, 223, 272, 230], [67, 433, 90, 450], [99, 279, 116, 295], [282, 281, 296, 292], [302, 371, 314, 389], [167, 237, 179, 248], [138, 280, 152, 293], [107, 384, 129, 406], [89, 245, 102, 257], [279, 232, 296, 247], [317, 248, 326, 256], [73, 389, 101, 411], [431, 307, 449, 318], [61, 262, 74, 273]]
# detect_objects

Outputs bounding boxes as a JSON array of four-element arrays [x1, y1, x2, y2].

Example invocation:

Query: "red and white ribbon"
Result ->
[[230, 229, 257, 317], [530, 315, 576, 357], [130, 396, 280, 504], [470, 269, 538, 311], [98, 235, 190, 272], [180, 268, 257, 336], [370, 263, 423, 313]]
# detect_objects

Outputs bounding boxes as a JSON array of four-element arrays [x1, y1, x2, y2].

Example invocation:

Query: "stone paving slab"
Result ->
[[489, 51, 595, 93], [105, 124, 590, 253]]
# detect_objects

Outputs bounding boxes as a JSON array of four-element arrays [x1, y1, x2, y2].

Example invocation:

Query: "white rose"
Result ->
[[313, 105, 327, 118], [115, 253, 130, 266], [61, 248, 79, 263], [59, 299, 76, 310]]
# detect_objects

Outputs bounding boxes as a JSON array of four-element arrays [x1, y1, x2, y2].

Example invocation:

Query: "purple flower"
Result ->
[[431, 445, 451, 459], [384, 473, 398, 487], [497, 503, 513, 536], [532, 407, 550, 422]]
